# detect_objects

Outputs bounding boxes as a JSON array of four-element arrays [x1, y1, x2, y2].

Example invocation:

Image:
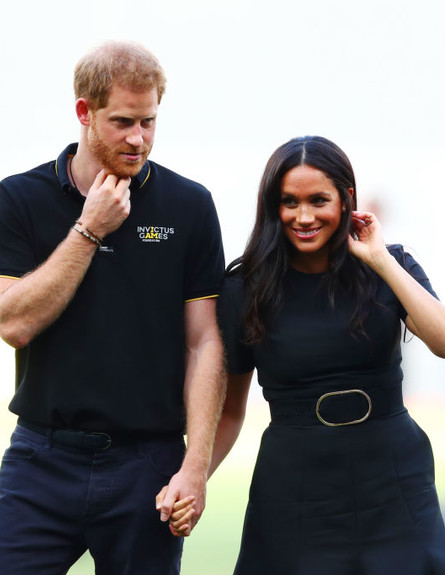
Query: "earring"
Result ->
[[342, 206, 346, 213]]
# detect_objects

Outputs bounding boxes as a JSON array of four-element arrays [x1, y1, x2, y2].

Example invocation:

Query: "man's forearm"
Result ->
[[182, 335, 226, 476], [0, 228, 97, 348], [156, 298, 226, 532], [0, 172, 132, 349]]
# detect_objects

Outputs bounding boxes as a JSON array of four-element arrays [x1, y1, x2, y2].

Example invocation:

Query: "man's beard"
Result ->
[[88, 119, 151, 178]]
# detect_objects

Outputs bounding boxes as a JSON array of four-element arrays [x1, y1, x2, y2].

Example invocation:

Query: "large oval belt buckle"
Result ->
[[315, 389, 372, 427]]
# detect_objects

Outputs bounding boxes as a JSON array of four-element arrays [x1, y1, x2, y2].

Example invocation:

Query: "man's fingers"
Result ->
[[158, 489, 177, 522], [155, 485, 169, 511], [91, 169, 107, 190], [115, 176, 131, 191], [90, 171, 131, 196]]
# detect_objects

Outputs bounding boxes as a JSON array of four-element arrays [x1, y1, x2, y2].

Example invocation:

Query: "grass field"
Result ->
[[1, 392, 444, 575]]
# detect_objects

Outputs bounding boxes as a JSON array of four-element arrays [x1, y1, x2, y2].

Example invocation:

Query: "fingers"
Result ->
[[112, 174, 132, 195], [169, 522, 192, 537], [352, 217, 368, 227], [172, 495, 195, 513], [155, 488, 198, 538], [155, 485, 169, 512], [100, 174, 131, 213], [352, 212, 370, 225], [80, 171, 132, 237], [170, 507, 195, 526], [165, 495, 196, 526], [169, 504, 197, 538], [158, 487, 184, 523], [171, 501, 195, 524], [96, 173, 131, 198], [352, 211, 376, 227], [155, 469, 206, 537], [91, 170, 131, 189], [155, 485, 173, 522], [349, 210, 387, 266], [91, 169, 108, 191], [351, 211, 377, 239]]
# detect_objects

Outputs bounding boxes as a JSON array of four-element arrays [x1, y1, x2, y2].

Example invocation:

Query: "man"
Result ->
[[0, 41, 225, 574]]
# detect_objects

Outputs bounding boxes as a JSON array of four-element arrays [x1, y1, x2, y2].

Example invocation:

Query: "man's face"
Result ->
[[88, 85, 159, 178]]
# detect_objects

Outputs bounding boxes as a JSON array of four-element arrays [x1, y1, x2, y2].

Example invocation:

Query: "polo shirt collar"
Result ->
[[55, 143, 151, 194]]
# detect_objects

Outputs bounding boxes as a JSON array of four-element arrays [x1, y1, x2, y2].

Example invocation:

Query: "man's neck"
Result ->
[[68, 144, 102, 197]]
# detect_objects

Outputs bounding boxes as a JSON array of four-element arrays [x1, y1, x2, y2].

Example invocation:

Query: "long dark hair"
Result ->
[[228, 135, 377, 344]]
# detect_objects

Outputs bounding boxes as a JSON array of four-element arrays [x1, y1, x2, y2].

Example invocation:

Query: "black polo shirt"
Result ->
[[0, 144, 224, 432]]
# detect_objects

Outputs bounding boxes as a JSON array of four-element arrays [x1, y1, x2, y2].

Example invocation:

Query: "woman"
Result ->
[[171, 136, 445, 573]]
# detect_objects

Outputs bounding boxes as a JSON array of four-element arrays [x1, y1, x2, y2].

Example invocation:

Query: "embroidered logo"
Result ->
[[137, 225, 175, 242]]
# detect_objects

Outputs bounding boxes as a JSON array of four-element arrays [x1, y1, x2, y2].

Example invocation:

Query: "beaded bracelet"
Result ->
[[75, 220, 104, 244], [73, 225, 102, 248]]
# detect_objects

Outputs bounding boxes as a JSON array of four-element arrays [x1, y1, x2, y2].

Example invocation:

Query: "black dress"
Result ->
[[217, 245, 445, 575]]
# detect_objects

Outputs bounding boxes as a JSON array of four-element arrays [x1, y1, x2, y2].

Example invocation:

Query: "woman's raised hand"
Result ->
[[348, 211, 388, 269]]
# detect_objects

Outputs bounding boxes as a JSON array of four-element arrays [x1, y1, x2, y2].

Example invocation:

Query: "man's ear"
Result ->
[[75, 98, 92, 126]]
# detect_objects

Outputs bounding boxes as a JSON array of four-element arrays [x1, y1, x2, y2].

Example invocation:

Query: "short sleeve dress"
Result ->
[[217, 245, 445, 575]]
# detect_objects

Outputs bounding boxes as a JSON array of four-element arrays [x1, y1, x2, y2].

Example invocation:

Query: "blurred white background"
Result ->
[[1, 3, 445, 572], [2, 0, 445, 400]]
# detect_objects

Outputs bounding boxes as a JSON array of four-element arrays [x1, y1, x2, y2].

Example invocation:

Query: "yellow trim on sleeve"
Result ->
[[0, 275, 20, 280], [185, 294, 219, 303]]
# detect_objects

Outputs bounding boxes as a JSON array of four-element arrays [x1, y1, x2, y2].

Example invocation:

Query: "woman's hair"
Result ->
[[74, 41, 166, 110], [228, 135, 377, 344]]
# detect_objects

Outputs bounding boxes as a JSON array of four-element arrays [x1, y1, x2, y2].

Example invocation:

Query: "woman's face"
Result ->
[[279, 164, 347, 273]]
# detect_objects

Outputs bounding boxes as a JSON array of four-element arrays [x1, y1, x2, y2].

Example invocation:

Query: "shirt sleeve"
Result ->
[[217, 275, 255, 374], [0, 181, 36, 278], [388, 243, 438, 321], [184, 192, 225, 301]]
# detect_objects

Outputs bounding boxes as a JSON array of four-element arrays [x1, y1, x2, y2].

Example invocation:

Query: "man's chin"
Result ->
[[106, 160, 146, 179]]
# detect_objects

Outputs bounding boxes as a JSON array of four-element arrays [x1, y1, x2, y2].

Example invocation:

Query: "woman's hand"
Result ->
[[156, 488, 196, 537], [169, 495, 196, 537], [348, 210, 445, 357], [348, 211, 388, 269]]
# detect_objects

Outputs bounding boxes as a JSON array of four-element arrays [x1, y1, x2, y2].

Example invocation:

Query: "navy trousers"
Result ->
[[0, 423, 185, 574]]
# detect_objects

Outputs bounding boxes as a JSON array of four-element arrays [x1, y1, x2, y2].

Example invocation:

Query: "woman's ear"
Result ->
[[342, 187, 355, 212]]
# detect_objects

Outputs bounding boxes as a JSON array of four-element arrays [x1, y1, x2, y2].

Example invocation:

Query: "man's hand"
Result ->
[[0, 170, 132, 348], [79, 171, 131, 238], [156, 467, 206, 537], [156, 489, 197, 537]]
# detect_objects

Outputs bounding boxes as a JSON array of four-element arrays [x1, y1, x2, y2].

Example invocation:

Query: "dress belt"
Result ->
[[269, 384, 405, 427], [17, 417, 181, 451]]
